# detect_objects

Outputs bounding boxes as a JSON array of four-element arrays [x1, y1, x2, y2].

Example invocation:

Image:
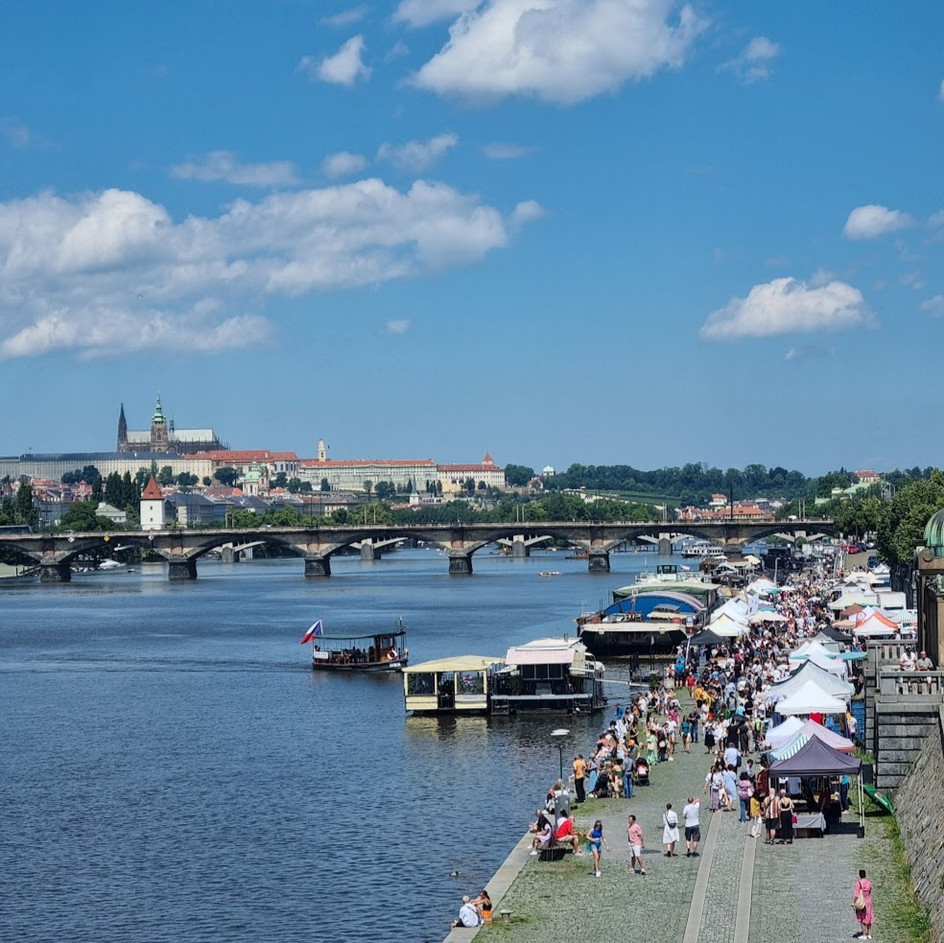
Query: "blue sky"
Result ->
[[1, 0, 941, 475]]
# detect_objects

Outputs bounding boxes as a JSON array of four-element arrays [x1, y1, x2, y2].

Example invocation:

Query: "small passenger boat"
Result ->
[[306, 619, 408, 672]]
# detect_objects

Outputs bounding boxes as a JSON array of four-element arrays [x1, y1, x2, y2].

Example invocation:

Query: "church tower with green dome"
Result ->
[[150, 393, 170, 453]]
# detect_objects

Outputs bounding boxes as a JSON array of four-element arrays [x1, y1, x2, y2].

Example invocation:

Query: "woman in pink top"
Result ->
[[852, 869, 874, 939]]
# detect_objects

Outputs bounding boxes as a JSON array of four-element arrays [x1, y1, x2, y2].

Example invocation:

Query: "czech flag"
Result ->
[[300, 620, 323, 644]]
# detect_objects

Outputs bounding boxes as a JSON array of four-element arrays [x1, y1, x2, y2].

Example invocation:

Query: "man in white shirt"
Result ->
[[451, 896, 482, 929], [682, 796, 701, 856]]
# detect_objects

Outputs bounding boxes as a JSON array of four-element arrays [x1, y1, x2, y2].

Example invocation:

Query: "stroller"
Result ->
[[634, 759, 650, 786]]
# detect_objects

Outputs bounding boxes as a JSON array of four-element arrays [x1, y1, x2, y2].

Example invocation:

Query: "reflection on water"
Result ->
[[0, 549, 658, 942]]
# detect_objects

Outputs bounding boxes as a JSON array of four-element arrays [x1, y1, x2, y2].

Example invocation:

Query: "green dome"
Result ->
[[924, 508, 944, 556]]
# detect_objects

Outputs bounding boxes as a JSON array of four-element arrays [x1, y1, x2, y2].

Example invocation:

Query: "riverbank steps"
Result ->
[[446, 695, 928, 943]]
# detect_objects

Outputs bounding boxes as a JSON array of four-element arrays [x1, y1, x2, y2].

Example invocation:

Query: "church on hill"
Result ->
[[117, 395, 225, 455]]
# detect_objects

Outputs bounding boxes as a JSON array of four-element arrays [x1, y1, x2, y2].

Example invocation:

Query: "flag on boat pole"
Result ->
[[300, 620, 323, 644]]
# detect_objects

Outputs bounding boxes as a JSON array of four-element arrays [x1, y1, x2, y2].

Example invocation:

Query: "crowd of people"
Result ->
[[450, 562, 899, 933]]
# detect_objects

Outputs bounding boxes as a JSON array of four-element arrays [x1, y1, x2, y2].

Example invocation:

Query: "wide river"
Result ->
[[1, 547, 667, 942]]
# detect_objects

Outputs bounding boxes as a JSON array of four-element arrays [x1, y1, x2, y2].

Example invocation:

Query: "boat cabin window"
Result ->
[[407, 673, 435, 696], [521, 664, 564, 681], [456, 671, 485, 695]]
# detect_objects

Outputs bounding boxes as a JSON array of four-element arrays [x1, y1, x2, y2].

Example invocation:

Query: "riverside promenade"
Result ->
[[445, 708, 888, 943]]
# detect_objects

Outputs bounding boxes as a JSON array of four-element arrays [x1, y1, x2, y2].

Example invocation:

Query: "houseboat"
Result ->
[[575, 576, 721, 657], [402, 656, 504, 715], [309, 620, 408, 672], [489, 636, 606, 715]]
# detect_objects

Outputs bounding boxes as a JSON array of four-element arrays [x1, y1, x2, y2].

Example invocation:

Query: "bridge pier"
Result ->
[[511, 537, 529, 559], [360, 542, 380, 562], [305, 555, 331, 578], [448, 553, 474, 575], [40, 561, 71, 583], [168, 559, 198, 581], [588, 551, 610, 574], [221, 546, 237, 563], [658, 536, 673, 555]]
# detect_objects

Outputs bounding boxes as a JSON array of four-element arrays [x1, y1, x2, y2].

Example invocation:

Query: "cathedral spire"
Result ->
[[117, 403, 128, 452]]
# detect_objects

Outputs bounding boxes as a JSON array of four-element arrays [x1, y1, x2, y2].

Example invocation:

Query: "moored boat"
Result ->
[[489, 636, 606, 714], [304, 618, 408, 672], [402, 655, 504, 715]]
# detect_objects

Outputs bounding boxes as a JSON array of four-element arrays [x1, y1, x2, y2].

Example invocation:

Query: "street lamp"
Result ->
[[551, 728, 570, 783]]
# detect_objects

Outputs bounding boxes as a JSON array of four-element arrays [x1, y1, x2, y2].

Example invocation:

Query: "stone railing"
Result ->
[[878, 668, 944, 700]]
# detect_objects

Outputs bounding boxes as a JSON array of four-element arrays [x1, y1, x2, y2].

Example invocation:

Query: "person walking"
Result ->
[[749, 790, 764, 839], [682, 796, 701, 856], [763, 790, 781, 844], [662, 802, 680, 857], [852, 868, 874, 939], [737, 771, 754, 823], [587, 819, 610, 877], [627, 814, 646, 874]]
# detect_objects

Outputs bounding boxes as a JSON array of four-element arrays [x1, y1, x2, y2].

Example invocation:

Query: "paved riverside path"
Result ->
[[458, 729, 718, 942], [446, 715, 878, 943]]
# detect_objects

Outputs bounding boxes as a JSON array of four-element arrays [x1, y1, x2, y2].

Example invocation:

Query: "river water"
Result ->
[[0, 548, 664, 942]]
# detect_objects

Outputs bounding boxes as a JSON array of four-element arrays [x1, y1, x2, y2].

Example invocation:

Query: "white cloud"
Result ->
[[395, 0, 481, 28], [938, 79, 944, 103], [921, 295, 944, 318], [385, 318, 411, 334], [720, 35, 779, 84], [700, 276, 869, 341], [170, 151, 299, 187], [322, 6, 367, 28], [0, 180, 532, 359], [511, 200, 546, 225], [929, 209, 944, 228], [321, 151, 368, 179], [411, 0, 706, 105], [784, 344, 834, 362], [377, 132, 458, 172], [481, 142, 533, 160], [1, 118, 52, 150], [843, 204, 915, 240], [299, 35, 371, 86]]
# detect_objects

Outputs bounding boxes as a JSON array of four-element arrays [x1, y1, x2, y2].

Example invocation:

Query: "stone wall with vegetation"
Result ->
[[892, 706, 944, 939]]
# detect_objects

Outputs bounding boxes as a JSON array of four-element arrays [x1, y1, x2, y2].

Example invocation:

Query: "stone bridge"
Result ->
[[0, 519, 835, 582]]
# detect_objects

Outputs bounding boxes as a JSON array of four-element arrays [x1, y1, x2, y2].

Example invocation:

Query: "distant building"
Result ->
[[140, 477, 166, 530], [117, 395, 225, 455], [299, 440, 437, 493], [437, 452, 505, 494]]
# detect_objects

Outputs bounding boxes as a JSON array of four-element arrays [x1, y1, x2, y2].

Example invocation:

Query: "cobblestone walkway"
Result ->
[[686, 807, 749, 943], [750, 818, 865, 943], [453, 713, 876, 943], [477, 732, 716, 941]]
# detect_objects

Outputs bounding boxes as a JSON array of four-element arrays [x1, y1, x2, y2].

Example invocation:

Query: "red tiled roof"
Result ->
[[191, 450, 299, 462], [141, 477, 164, 500], [298, 458, 436, 467]]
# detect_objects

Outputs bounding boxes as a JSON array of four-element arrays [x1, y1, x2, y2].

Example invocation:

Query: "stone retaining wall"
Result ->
[[893, 706, 944, 941], [873, 702, 942, 789]]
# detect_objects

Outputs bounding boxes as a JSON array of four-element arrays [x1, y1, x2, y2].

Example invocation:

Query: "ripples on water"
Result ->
[[0, 550, 651, 942]]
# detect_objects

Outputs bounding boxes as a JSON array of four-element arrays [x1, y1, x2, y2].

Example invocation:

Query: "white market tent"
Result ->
[[746, 577, 780, 595], [769, 720, 856, 760], [853, 610, 899, 638], [776, 679, 849, 716], [765, 661, 855, 703], [750, 610, 788, 624], [764, 715, 805, 748], [707, 613, 750, 637]]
